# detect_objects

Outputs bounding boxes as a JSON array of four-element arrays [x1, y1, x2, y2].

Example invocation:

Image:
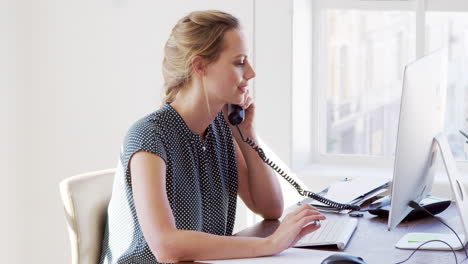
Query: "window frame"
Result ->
[[293, 0, 468, 172]]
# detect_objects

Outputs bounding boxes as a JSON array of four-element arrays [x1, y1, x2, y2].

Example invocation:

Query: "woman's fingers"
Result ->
[[280, 204, 325, 231], [292, 204, 311, 215], [285, 213, 325, 248], [298, 214, 326, 227], [292, 221, 322, 245], [291, 204, 321, 218], [270, 206, 326, 253], [294, 207, 322, 220], [294, 203, 319, 213], [240, 95, 252, 109], [285, 204, 326, 230], [240, 89, 254, 109]]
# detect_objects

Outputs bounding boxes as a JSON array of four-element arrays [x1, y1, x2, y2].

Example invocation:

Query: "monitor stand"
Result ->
[[396, 133, 468, 250], [368, 194, 451, 221]]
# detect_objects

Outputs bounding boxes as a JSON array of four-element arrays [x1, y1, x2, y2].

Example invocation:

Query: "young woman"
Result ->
[[99, 10, 325, 264]]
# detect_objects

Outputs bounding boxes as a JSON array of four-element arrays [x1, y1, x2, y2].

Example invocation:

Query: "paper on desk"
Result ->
[[198, 248, 335, 264], [325, 176, 389, 203]]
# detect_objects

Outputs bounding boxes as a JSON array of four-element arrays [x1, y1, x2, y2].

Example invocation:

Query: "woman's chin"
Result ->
[[230, 98, 244, 106]]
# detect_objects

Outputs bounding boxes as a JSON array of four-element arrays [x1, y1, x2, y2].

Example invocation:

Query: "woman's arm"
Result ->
[[224, 99, 284, 220], [131, 151, 324, 263], [131, 151, 271, 263], [233, 130, 284, 219]]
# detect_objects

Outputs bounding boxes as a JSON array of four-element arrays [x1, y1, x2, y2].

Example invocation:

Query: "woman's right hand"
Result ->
[[267, 204, 326, 255]]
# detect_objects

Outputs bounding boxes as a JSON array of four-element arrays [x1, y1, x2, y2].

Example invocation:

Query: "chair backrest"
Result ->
[[59, 169, 115, 264]]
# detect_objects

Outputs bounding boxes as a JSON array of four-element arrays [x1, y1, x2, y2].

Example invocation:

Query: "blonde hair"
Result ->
[[161, 10, 240, 104]]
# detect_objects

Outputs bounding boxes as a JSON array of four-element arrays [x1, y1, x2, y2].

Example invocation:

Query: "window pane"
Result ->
[[324, 10, 416, 156], [426, 12, 468, 160]]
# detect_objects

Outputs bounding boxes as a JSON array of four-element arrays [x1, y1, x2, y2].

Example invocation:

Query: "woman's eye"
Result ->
[[236, 61, 245, 66]]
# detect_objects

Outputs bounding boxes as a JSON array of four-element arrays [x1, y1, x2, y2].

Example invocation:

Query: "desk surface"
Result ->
[[184, 204, 467, 264]]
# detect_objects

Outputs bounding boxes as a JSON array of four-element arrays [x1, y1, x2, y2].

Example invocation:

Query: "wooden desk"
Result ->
[[183, 204, 467, 264], [234, 204, 466, 264]]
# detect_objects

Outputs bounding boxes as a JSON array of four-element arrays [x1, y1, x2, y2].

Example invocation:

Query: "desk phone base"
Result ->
[[368, 195, 451, 221]]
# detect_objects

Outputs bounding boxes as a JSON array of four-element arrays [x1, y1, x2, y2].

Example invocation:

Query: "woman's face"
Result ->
[[203, 29, 256, 105]]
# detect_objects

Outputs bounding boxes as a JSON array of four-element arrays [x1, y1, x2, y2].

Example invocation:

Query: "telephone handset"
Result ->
[[227, 104, 245, 126], [227, 104, 360, 211]]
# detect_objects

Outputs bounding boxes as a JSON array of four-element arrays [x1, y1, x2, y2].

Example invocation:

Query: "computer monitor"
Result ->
[[388, 49, 468, 250], [388, 49, 447, 231]]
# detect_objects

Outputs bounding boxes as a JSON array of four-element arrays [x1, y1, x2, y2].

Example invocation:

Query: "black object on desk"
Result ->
[[368, 195, 451, 221], [321, 253, 367, 264]]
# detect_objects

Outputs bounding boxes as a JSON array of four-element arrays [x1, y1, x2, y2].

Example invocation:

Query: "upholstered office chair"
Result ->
[[59, 169, 116, 264]]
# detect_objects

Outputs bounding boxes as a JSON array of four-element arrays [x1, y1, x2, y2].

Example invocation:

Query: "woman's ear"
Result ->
[[191, 56, 206, 77]]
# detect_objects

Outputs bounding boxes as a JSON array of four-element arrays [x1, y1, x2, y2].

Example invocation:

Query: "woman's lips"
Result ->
[[239, 86, 247, 93]]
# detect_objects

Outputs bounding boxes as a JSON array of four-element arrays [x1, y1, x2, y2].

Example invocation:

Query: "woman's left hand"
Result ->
[[222, 89, 256, 139], [235, 89, 255, 131]]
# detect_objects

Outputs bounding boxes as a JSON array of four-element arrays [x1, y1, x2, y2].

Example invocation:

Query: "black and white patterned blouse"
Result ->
[[99, 103, 239, 264]]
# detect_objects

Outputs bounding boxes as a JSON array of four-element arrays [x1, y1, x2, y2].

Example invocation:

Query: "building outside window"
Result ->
[[293, 0, 468, 170]]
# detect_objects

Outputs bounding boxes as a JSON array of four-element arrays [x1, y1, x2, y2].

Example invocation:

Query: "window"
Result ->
[[293, 0, 468, 169], [324, 9, 415, 157], [426, 11, 468, 159]]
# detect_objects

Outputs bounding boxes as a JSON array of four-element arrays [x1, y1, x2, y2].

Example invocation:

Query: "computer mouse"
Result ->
[[321, 253, 367, 264]]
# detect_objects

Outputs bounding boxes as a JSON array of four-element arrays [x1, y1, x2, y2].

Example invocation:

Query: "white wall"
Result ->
[[1, 1, 13, 260], [1, 0, 30, 262], [254, 0, 294, 166], [4, 1, 255, 263]]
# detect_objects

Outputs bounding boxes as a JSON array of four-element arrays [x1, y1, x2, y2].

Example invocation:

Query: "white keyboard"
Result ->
[[294, 216, 358, 250]]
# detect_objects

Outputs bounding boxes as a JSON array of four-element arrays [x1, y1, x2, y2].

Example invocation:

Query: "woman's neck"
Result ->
[[169, 84, 224, 137]]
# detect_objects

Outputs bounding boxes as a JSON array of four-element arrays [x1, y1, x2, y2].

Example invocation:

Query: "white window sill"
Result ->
[[296, 164, 468, 200]]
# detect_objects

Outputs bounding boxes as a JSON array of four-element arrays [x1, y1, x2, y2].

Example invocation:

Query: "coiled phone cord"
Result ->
[[235, 125, 361, 212]]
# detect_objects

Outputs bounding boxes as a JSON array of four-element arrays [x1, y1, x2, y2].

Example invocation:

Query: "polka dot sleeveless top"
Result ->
[[99, 103, 238, 264]]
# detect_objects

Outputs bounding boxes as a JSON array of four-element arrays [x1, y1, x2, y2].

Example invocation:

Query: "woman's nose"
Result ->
[[245, 62, 256, 80]]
